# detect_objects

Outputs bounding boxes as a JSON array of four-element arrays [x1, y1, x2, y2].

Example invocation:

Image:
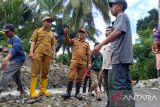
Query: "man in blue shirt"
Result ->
[[0, 24, 25, 96]]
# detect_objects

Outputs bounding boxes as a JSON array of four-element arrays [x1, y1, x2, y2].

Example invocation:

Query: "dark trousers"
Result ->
[[12, 69, 23, 91], [82, 76, 91, 93], [108, 63, 135, 107], [0, 61, 24, 92], [157, 70, 160, 78]]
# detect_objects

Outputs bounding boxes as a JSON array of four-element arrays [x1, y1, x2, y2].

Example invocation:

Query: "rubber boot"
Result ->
[[61, 81, 73, 99], [75, 82, 83, 100], [30, 77, 39, 99], [39, 78, 52, 97]]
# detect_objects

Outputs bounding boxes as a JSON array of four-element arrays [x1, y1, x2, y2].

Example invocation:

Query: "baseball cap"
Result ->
[[78, 28, 86, 34], [109, 0, 127, 10], [2, 24, 15, 32], [42, 16, 53, 22]]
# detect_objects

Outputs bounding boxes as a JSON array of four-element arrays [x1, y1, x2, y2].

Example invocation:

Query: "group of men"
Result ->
[[1, 0, 160, 107], [0, 16, 57, 98]]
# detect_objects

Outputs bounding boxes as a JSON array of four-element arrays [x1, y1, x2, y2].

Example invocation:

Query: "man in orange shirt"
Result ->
[[29, 16, 57, 99], [61, 27, 91, 100]]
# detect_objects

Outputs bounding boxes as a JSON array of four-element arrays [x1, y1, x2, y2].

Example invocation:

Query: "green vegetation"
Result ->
[[131, 9, 158, 80], [56, 53, 71, 65], [0, 0, 110, 65], [1, 0, 158, 78]]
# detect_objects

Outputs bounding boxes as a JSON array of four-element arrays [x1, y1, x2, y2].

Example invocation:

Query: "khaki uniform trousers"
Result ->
[[31, 52, 51, 79], [68, 62, 86, 83]]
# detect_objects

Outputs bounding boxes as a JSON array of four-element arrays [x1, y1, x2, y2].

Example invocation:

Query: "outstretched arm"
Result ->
[[64, 27, 73, 45], [94, 30, 121, 52], [2, 53, 12, 70]]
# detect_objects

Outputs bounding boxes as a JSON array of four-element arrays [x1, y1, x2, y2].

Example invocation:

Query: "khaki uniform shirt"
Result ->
[[31, 27, 57, 56], [65, 37, 91, 65]]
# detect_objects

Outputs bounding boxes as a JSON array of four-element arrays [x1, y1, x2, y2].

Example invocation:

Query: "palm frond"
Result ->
[[83, 0, 91, 16], [93, 0, 110, 23], [50, 0, 64, 18], [70, 0, 81, 9]]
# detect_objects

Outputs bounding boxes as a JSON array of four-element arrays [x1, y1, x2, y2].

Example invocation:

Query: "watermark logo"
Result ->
[[110, 91, 123, 106], [123, 95, 157, 101], [109, 90, 158, 106]]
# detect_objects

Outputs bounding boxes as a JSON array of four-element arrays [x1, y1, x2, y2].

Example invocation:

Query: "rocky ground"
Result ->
[[0, 81, 108, 107], [0, 89, 108, 107], [0, 52, 108, 107], [134, 79, 160, 91], [0, 52, 69, 90]]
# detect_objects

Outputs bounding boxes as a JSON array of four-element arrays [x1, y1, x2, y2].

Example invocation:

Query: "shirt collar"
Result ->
[[41, 27, 50, 31], [78, 39, 85, 42]]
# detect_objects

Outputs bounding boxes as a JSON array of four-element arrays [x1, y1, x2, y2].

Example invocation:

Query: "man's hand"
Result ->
[[2, 58, 9, 70], [94, 43, 102, 53], [152, 40, 160, 54], [2, 48, 8, 53], [52, 54, 56, 60], [64, 27, 69, 36], [88, 64, 91, 70], [29, 52, 34, 60]]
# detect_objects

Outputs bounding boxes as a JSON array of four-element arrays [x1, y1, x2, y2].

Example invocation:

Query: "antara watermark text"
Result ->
[[123, 95, 157, 101]]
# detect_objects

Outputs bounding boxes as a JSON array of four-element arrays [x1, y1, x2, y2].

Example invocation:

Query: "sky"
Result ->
[[90, 0, 158, 50]]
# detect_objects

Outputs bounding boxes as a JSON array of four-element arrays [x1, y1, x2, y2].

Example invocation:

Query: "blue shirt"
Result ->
[[8, 35, 25, 63]]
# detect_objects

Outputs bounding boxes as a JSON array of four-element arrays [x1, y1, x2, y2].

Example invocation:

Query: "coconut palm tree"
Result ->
[[0, 0, 33, 27], [0, 0, 41, 52], [36, 0, 110, 54], [62, 0, 110, 40]]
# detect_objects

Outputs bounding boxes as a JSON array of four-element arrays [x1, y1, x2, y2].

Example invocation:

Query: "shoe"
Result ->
[[74, 94, 84, 100], [20, 90, 26, 96], [96, 94, 102, 101], [88, 91, 95, 96]]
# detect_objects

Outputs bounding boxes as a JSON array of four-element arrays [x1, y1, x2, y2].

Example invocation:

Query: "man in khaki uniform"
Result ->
[[29, 16, 57, 99], [61, 27, 91, 100]]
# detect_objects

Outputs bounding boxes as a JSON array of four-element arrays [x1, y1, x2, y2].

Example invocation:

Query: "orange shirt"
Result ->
[[31, 27, 57, 56], [65, 37, 91, 65]]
